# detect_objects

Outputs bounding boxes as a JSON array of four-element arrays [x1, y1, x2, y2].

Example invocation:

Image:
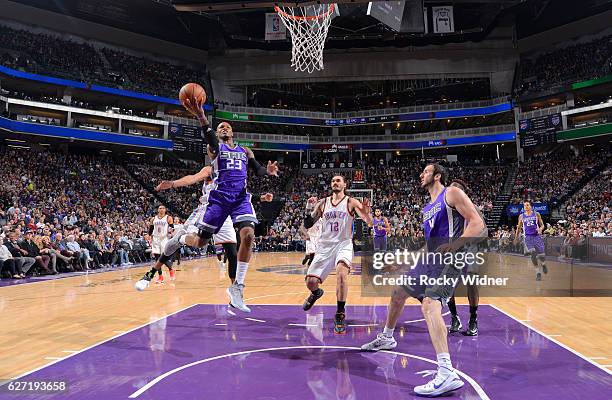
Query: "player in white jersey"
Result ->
[[302, 175, 372, 334], [149, 205, 175, 283], [300, 219, 322, 267]]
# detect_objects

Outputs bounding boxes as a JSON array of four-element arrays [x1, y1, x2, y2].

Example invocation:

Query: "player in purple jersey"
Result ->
[[135, 95, 278, 312], [514, 201, 548, 281], [369, 208, 390, 251], [361, 163, 486, 397]]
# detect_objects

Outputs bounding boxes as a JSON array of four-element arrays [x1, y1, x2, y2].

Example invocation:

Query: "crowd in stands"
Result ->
[[0, 25, 208, 99], [0, 147, 157, 279], [515, 33, 612, 97], [563, 166, 611, 237], [1, 142, 610, 278], [511, 146, 610, 207]]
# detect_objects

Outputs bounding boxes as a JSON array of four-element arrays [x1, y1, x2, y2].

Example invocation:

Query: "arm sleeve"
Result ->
[[201, 126, 219, 155], [304, 214, 315, 229], [248, 157, 268, 176], [148, 225, 154, 235]]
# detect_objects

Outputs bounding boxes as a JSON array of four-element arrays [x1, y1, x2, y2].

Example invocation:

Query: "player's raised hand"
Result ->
[[261, 193, 274, 202], [182, 97, 207, 124], [155, 180, 174, 191], [361, 197, 371, 213], [267, 161, 279, 176], [306, 196, 318, 211]]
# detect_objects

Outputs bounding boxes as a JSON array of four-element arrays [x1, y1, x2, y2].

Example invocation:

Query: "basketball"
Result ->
[[179, 82, 206, 105]]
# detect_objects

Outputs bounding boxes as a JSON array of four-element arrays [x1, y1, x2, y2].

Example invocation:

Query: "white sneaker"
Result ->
[[134, 279, 150, 292], [360, 333, 397, 351], [414, 370, 464, 397], [227, 283, 251, 313], [164, 228, 186, 256]]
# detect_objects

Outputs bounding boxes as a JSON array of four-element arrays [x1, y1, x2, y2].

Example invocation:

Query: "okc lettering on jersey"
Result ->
[[324, 210, 348, 220], [220, 151, 247, 161], [423, 202, 442, 224]]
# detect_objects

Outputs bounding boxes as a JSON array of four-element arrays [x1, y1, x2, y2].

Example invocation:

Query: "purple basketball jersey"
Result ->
[[212, 143, 248, 192], [373, 217, 386, 237], [522, 212, 539, 236], [422, 188, 464, 247]]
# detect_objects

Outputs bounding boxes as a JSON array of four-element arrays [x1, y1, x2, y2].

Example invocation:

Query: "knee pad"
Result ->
[[197, 228, 213, 241], [223, 243, 238, 259], [236, 221, 256, 232]]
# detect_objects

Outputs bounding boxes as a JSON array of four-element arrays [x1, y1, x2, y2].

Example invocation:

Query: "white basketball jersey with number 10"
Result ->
[[319, 196, 354, 246]]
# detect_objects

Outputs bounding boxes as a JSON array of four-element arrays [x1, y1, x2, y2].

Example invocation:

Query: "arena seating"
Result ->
[[515, 33, 612, 97], [0, 25, 208, 98]]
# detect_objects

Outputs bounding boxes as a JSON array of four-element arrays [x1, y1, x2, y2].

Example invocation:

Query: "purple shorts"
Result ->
[[373, 235, 387, 251], [524, 235, 545, 255], [199, 189, 258, 234]]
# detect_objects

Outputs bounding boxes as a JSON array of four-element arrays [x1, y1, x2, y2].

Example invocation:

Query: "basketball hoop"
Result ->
[[274, 3, 336, 74]]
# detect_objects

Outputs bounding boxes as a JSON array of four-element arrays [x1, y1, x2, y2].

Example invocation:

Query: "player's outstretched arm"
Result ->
[[245, 147, 279, 177], [182, 97, 219, 156], [155, 166, 212, 191], [351, 197, 373, 226], [444, 186, 487, 250], [304, 197, 325, 229]]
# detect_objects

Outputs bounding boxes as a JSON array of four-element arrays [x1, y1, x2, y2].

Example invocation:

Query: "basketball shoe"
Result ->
[[227, 283, 251, 313], [360, 333, 397, 351], [414, 368, 464, 397], [303, 288, 324, 311], [334, 312, 347, 335], [449, 315, 462, 333], [154, 274, 164, 285]]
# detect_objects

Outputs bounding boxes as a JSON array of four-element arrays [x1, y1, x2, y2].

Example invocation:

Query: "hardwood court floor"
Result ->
[[0, 252, 610, 380]]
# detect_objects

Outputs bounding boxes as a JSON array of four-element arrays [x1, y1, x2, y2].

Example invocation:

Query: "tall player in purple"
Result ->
[[135, 93, 278, 312], [361, 163, 486, 397], [514, 201, 548, 281], [369, 208, 390, 251]]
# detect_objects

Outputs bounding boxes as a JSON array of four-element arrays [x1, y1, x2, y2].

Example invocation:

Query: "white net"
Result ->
[[274, 4, 335, 74]]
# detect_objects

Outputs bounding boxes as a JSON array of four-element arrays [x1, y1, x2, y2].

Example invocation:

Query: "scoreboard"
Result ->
[[519, 113, 562, 147], [169, 123, 205, 159]]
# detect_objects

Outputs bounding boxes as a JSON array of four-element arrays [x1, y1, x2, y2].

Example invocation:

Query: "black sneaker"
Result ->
[[303, 288, 324, 311], [334, 312, 347, 335], [465, 319, 478, 336], [449, 314, 462, 333]]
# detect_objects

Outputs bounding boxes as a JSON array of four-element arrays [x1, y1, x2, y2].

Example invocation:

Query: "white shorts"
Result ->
[[185, 205, 237, 244], [213, 217, 237, 244], [151, 236, 168, 255], [305, 238, 318, 254], [307, 239, 353, 282]]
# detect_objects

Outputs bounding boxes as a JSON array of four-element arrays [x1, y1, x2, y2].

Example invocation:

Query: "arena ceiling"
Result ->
[[6, 0, 612, 50]]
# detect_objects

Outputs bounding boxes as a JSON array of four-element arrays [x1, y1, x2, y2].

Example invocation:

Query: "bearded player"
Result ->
[[302, 175, 372, 334], [361, 163, 486, 397], [370, 208, 391, 251]]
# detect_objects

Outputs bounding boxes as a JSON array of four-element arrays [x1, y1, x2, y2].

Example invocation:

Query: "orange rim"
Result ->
[[274, 4, 335, 21]]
